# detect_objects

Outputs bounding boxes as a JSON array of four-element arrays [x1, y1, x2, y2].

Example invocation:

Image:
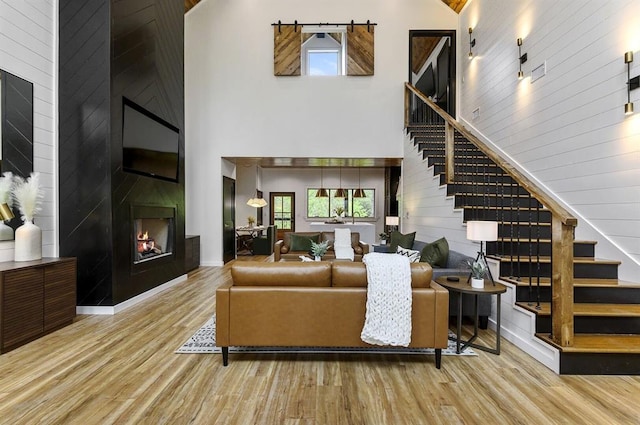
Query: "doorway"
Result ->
[[408, 30, 456, 118], [270, 192, 295, 241], [222, 176, 236, 263]]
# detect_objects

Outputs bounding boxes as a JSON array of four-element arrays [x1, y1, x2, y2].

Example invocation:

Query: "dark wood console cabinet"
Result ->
[[0, 258, 76, 353], [185, 235, 200, 272]]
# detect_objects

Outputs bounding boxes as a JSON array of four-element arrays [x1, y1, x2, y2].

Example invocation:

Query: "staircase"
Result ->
[[405, 83, 640, 375]]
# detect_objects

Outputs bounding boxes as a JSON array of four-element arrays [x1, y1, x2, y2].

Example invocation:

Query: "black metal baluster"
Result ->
[[536, 201, 542, 310], [527, 193, 534, 306], [509, 178, 515, 278], [516, 182, 521, 281]]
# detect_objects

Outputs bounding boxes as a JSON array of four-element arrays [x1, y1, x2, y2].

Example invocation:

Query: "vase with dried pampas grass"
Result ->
[[0, 172, 14, 240], [12, 172, 44, 261]]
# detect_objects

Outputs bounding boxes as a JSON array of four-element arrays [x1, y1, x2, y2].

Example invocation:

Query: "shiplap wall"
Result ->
[[453, 0, 639, 280], [0, 0, 57, 259]]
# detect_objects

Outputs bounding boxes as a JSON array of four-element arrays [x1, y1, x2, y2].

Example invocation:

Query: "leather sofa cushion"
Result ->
[[231, 262, 332, 287], [331, 262, 433, 288]]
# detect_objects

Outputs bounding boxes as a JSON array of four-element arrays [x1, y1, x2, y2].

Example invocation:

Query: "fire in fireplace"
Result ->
[[133, 217, 174, 264]]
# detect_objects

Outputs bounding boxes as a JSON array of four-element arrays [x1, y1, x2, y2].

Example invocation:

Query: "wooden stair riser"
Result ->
[[501, 260, 618, 279], [454, 195, 543, 209], [440, 173, 515, 185], [514, 285, 640, 304], [426, 154, 497, 166], [447, 183, 529, 197], [560, 352, 640, 375], [462, 208, 552, 223], [534, 316, 640, 335], [486, 240, 595, 258]]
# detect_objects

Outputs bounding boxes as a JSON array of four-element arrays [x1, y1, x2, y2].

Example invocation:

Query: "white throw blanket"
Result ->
[[333, 227, 355, 261], [360, 253, 412, 346]]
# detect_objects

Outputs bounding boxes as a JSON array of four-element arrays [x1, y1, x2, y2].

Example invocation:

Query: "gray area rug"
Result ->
[[176, 316, 476, 356]]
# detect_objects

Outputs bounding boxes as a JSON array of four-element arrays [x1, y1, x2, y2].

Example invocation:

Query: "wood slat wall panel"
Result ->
[[346, 26, 374, 76], [274, 25, 301, 76]]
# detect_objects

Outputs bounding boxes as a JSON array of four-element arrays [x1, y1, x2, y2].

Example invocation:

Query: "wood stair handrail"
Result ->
[[405, 82, 577, 228]]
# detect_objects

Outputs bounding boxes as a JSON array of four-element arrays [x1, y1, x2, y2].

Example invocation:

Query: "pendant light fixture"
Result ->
[[353, 167, 366, 198], [334, 167, 348, 198], [315, 167, 329, 197]]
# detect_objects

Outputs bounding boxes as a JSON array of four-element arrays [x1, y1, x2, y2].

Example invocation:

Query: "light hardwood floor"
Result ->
[[0, 258, 639, 424]]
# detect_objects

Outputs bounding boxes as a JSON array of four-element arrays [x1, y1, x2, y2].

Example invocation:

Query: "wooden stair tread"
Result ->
[[502, 277, 638, 287], [536, 334, 640, 353], [517, 302, 640, 317], [494, 256, 621, 265]]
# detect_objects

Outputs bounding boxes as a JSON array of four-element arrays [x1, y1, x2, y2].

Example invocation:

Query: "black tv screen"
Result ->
[[122, 97, 180, 182]]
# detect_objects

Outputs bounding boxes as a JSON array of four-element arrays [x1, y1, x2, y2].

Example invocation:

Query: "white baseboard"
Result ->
[[202, 260, 224, 267], [76, 274, 188, 315]]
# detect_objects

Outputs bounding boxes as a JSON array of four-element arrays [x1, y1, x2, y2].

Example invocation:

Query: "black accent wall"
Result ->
[[59, 0, 185, 306]]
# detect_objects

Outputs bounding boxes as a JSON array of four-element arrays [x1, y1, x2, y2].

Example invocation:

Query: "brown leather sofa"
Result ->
[[216, 261, 449, 368], [274, 231, 369, 261]]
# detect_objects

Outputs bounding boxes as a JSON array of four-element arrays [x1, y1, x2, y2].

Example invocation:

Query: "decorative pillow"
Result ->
[[396, 245, 421, 263], [389, 231, 416, 252], [290, 233, 320, 252], [420, 237, 449, 268]]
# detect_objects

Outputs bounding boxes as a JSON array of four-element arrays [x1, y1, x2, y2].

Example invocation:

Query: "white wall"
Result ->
[[0, 0, 57, 259], [185, 0, 457, 265], [453, 0, 640, 280]]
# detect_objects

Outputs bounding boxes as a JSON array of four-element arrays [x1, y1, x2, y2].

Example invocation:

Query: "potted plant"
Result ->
[[247, 216, 255, 227], [332, 206, 345, 223], [310, 240, 329, 261], [468, 259, 486, 289], [378, 231, 389, 245]]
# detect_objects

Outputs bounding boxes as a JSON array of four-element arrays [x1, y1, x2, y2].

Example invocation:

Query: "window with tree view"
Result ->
[[307, 189, 375, 218]]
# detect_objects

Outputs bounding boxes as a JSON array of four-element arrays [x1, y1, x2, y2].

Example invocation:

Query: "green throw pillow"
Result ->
[[389, 231, 416, 253], [290, 233, 320, 252], [420, 237, 449, 268]]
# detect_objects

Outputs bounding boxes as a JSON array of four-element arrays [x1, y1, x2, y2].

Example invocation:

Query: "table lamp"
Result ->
[[466, 220, 498, 285]]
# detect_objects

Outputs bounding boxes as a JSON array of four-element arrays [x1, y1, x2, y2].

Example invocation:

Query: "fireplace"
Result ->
[[132, 205, 176, 266]]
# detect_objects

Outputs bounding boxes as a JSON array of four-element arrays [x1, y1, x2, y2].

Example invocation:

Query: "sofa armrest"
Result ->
[[359, 241, 369, 255], [215, 281, 233, 346], [430, 280, 450, 346], [274, 240, 284, 261]]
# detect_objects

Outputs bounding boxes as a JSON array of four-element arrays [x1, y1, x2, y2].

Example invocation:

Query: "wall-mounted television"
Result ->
[[122, 97, 180, 183]]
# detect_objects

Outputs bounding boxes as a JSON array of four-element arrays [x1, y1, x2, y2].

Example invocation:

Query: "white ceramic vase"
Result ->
[[15, 219, 42, 261], [314, 256, 321, 261], [0, 221, 14, 241], [471, 277, 484, 289]]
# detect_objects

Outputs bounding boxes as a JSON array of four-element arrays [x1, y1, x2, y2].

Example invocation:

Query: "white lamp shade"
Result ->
[[466, 220, 498, 242], [247, 198, 267, 208], [385, 216, 399, 226]]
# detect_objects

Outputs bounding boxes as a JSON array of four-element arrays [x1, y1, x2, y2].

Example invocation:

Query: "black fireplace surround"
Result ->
[[58, 0, 186, 306]]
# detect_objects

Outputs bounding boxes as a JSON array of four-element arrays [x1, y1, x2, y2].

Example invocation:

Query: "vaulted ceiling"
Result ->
[[184, 0, 468, 14]]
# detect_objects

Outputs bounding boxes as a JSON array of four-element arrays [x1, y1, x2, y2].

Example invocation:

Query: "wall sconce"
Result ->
[[625, 51, 639, 115], [517, 38, 527, 79], [0, 203, 14, 221], [468, 27, 476, 59]]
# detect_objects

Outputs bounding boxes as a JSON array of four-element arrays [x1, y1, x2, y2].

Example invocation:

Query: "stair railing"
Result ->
[[405, 83, 578, 347]]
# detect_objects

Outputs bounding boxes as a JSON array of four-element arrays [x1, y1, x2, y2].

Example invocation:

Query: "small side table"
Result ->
[[372, 244, 390, 253], [435, 275, 507, 355]]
